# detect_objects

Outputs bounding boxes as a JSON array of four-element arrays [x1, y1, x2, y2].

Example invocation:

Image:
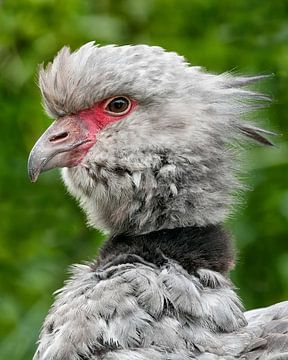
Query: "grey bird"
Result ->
[[28, 42, 288, 360]]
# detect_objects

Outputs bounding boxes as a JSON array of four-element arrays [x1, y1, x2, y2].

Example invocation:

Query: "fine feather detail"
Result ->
[[33, 260, 245, 360], [238, 125, 277, 146]]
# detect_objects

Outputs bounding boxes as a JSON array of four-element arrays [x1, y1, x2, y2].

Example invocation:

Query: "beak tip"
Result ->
[[28, 167, 39, 183], [28, 153, 40, 182], [28, 146, 42, 182]]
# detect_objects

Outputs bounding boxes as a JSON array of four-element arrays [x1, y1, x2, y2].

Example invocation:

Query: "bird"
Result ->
[[28, 42, 288, 360]]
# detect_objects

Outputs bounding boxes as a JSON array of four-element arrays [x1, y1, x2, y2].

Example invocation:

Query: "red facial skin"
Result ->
[[28, 96, 137, 182], [70, 97, 138, 166]]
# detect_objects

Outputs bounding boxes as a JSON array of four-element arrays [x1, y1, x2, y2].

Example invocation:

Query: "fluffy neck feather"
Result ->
[[62, 140, 238, 236]]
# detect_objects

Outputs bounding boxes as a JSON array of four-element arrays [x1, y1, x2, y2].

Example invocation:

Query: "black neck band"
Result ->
[[96, 225, 234, 275]]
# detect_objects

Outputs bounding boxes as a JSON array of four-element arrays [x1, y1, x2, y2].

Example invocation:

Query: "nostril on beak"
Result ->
[[49, 132, 69, 143]]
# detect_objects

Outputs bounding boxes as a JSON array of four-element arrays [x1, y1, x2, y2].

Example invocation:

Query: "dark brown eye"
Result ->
[[105, 96, 131, 115]]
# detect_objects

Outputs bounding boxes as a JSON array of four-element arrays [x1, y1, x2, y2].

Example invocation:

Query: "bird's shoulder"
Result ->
[[241, 301, 288, 359], [33, 257, 247, 360]]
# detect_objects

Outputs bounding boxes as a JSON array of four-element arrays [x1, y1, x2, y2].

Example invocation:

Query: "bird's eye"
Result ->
[[105, 96, 131, 115]]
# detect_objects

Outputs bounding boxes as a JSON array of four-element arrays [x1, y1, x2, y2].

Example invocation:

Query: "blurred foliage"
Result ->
[[0, 0, 287, 358]]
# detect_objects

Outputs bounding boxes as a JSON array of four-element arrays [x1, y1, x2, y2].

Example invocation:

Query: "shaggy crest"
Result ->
[[39, 42, 274, 147], [39, 42, 189, 117]]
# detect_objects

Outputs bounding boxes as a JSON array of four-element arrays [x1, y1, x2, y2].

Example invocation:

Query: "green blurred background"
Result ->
[[0, 0, 287, 358]]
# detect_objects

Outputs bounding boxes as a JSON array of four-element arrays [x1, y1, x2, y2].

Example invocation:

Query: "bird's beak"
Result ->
[[28, 115, 92, 182]]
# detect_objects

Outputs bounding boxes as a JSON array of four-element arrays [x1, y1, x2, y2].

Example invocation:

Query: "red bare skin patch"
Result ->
[[79, 97, 137, 136], [67, 97, 137, 167], [27, 96, 137, 180]]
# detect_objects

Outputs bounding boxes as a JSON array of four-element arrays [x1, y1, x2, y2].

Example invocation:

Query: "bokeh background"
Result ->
[[0, 0, 287, 358]]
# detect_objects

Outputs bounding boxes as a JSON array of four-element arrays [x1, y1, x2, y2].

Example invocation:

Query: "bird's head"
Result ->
[[28, 42, 273, 235]]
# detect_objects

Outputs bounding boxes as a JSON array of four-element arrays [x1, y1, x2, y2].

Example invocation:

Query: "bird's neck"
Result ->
[[96, 225, 235, 275], [63, 143, 238, 235]]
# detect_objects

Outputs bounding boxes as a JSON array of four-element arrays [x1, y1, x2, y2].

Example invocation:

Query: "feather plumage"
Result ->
[[29, 43, 287, 360]]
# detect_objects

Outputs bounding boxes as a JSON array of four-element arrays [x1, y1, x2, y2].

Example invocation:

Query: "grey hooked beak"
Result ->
[[28, 115, 91, 182]]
